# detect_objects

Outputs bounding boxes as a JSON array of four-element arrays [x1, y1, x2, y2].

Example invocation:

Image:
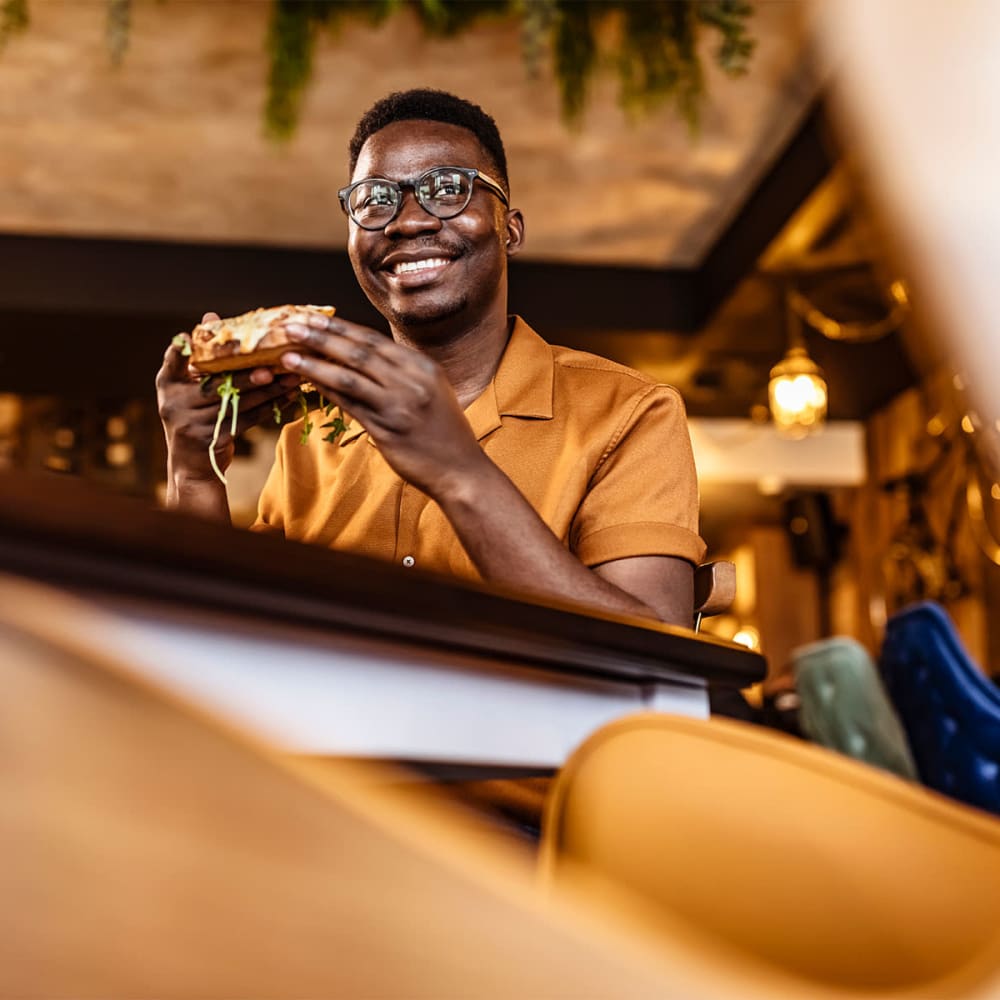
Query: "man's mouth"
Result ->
[[391, 256, 451, 276]]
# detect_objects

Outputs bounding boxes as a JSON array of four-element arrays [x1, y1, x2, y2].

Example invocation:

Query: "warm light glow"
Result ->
[[757, 475, 785, 496], [768, 347, 828, 439], [889, 279, 910, 306], [732, 545, 756, 617], [106, 415, 129, 439], [732, 626, 761, 651], [961, 414, 975, 434], [106, 442, 135, 468]]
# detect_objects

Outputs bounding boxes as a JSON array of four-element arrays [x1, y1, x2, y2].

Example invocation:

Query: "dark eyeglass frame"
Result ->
[[338, 166, 509, 230]]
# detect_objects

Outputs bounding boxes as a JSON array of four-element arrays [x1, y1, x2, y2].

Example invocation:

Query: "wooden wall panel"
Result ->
[[749, 524, 820, 682], [836, 368, 999, 674]]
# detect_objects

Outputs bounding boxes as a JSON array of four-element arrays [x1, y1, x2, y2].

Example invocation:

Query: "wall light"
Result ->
[[769, 290, 828, 438], [769, 347, 828, 438]]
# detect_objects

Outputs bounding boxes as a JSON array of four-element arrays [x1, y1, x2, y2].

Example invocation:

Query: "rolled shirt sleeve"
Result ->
[[571, 384, 705, 567]]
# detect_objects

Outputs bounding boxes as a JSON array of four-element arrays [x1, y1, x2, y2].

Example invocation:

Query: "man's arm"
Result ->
[[431, 454, 693, 624], [281, 314, 697, 626]]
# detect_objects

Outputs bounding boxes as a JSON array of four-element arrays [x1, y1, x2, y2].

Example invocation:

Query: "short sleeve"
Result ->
[[571, 385, 706, 567]]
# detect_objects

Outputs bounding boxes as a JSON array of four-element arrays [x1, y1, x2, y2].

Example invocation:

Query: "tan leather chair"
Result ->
[[0, 571, 706, 999], [540, 712, 1000, 998], [693, 559, 736, 632]]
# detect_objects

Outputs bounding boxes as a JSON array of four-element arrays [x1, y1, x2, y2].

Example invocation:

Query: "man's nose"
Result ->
[[384, 187, 443, 237]]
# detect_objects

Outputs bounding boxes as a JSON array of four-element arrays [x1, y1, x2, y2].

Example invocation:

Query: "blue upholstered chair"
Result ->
[[793, 636, 918, 781], [879, 601, 1000, 816]]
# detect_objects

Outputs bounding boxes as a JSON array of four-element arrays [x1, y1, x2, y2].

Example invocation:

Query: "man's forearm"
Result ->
[[165, 464, 232, 525], [435, 459, 659, 621]]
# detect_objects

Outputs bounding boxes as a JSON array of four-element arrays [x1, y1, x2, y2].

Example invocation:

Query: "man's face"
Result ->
[[346, 119, 517, 334]]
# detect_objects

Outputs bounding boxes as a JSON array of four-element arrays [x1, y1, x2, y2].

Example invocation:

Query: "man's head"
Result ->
[[348, 89, 509, 196], [343, 90, 524, 340]]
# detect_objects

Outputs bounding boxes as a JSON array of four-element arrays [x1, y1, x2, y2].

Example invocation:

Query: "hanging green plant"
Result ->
[[0, 0, 29, 51], [0, 0, 755, 141], [106, 0, 131, 67], [265, 0, 755, 140]]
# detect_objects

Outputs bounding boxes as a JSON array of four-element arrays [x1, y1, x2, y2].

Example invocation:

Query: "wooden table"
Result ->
[[0, 472, 766, 773]]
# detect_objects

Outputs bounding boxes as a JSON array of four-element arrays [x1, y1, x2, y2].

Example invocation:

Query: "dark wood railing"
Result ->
[[0, 471, 765, 688]]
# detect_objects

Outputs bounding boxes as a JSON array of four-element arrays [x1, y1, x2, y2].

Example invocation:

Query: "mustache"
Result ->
[[375, 235, 469, 268]]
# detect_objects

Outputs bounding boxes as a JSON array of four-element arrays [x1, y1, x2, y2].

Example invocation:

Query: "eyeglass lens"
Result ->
[[347, 168, 473, 228]]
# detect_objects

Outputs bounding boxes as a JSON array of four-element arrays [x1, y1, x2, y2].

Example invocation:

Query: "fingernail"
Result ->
[[284, 352, 302, 368], [249, 369, 272, 386], [285, 324, 308, 341]]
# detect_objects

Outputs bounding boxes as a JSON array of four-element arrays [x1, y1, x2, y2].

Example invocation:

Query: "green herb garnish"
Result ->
[[172, 333, 193, 357], [297, 388, 348, 445], [208, 373, 240, 485], [321, 416, 348, 444], [206, 378, 351, 486], [298, 390, 313, 445]]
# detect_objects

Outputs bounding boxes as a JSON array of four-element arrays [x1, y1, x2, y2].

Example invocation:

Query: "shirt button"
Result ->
[[402, 555, 415, 568]]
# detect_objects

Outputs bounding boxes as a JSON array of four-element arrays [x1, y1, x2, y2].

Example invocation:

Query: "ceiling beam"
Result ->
[[0, 233, 697, 336], [696, 103, 834, 325]]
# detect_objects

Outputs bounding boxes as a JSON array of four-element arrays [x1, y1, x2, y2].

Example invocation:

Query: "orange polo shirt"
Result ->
[[253, 317, 705, 577]]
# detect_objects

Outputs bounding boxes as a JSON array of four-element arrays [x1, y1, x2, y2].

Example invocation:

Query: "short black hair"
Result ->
[[349, 88, 509, 194]]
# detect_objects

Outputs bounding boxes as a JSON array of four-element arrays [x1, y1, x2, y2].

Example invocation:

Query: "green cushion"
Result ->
[[794, 636, 918, 781]]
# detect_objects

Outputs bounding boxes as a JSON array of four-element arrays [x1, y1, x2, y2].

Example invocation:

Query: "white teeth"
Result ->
[[393, 257, 449, 275]]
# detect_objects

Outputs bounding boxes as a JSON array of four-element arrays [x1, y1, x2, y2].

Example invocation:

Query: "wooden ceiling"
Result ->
[[0, 1, 819, 265]]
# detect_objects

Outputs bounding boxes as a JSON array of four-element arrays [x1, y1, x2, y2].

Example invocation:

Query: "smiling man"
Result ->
[[157, 89, 705, 627]]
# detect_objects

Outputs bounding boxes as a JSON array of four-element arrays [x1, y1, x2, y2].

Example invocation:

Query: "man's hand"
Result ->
[[280, 312, 488, 501], [156, 312, 301, 513]]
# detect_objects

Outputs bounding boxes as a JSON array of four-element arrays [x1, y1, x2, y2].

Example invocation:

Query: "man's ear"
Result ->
[[504, 209, 525, 257]]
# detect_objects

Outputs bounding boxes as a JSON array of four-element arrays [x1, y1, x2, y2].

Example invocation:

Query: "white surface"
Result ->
[[81, 596, 707, 768], [688, 417, 866, 489]]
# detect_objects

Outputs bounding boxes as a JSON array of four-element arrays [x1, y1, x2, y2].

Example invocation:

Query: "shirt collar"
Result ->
[[465, 315, 554, 441]]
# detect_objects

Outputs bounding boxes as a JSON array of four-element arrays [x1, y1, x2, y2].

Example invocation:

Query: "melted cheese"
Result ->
[[199, 305, 335, 355]]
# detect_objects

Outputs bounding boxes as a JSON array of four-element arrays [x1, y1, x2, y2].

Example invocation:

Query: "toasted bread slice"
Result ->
[[190, 304, 335, 373]]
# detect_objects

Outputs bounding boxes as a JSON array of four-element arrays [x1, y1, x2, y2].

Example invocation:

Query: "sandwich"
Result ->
[[173, 304, 347, 485], [188, 303, 336, 373]]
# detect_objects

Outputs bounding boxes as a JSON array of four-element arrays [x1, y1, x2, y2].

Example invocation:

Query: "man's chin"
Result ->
[[387, 293, 468, 330]]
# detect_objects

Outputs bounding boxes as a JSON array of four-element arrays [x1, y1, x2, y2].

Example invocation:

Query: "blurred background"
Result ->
[[2, 0, 996, 687]]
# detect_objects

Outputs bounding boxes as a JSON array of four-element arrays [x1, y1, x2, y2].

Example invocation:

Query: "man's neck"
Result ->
[[392, 312, 513, 409]]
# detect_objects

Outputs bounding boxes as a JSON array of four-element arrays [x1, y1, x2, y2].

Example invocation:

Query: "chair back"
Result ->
[[693, 560, 736, 632], [540, 712, 1000, 997], [793, 635, 917, 781], [880, 600, 1000, 815]]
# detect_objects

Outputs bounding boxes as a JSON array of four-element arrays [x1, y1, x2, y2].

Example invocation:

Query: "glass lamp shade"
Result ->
[[768, 347, 828, 438]]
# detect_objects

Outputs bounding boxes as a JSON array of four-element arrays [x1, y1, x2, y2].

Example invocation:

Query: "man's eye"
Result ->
[[362, 185, 395, 207], [426, 176, 465, 200]]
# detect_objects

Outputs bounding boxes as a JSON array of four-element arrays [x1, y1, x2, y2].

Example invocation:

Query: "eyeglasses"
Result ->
[[338, 166, 509, 230]]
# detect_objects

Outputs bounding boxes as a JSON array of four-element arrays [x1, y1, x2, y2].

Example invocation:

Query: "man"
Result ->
[[157, 88, 705, 627]]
